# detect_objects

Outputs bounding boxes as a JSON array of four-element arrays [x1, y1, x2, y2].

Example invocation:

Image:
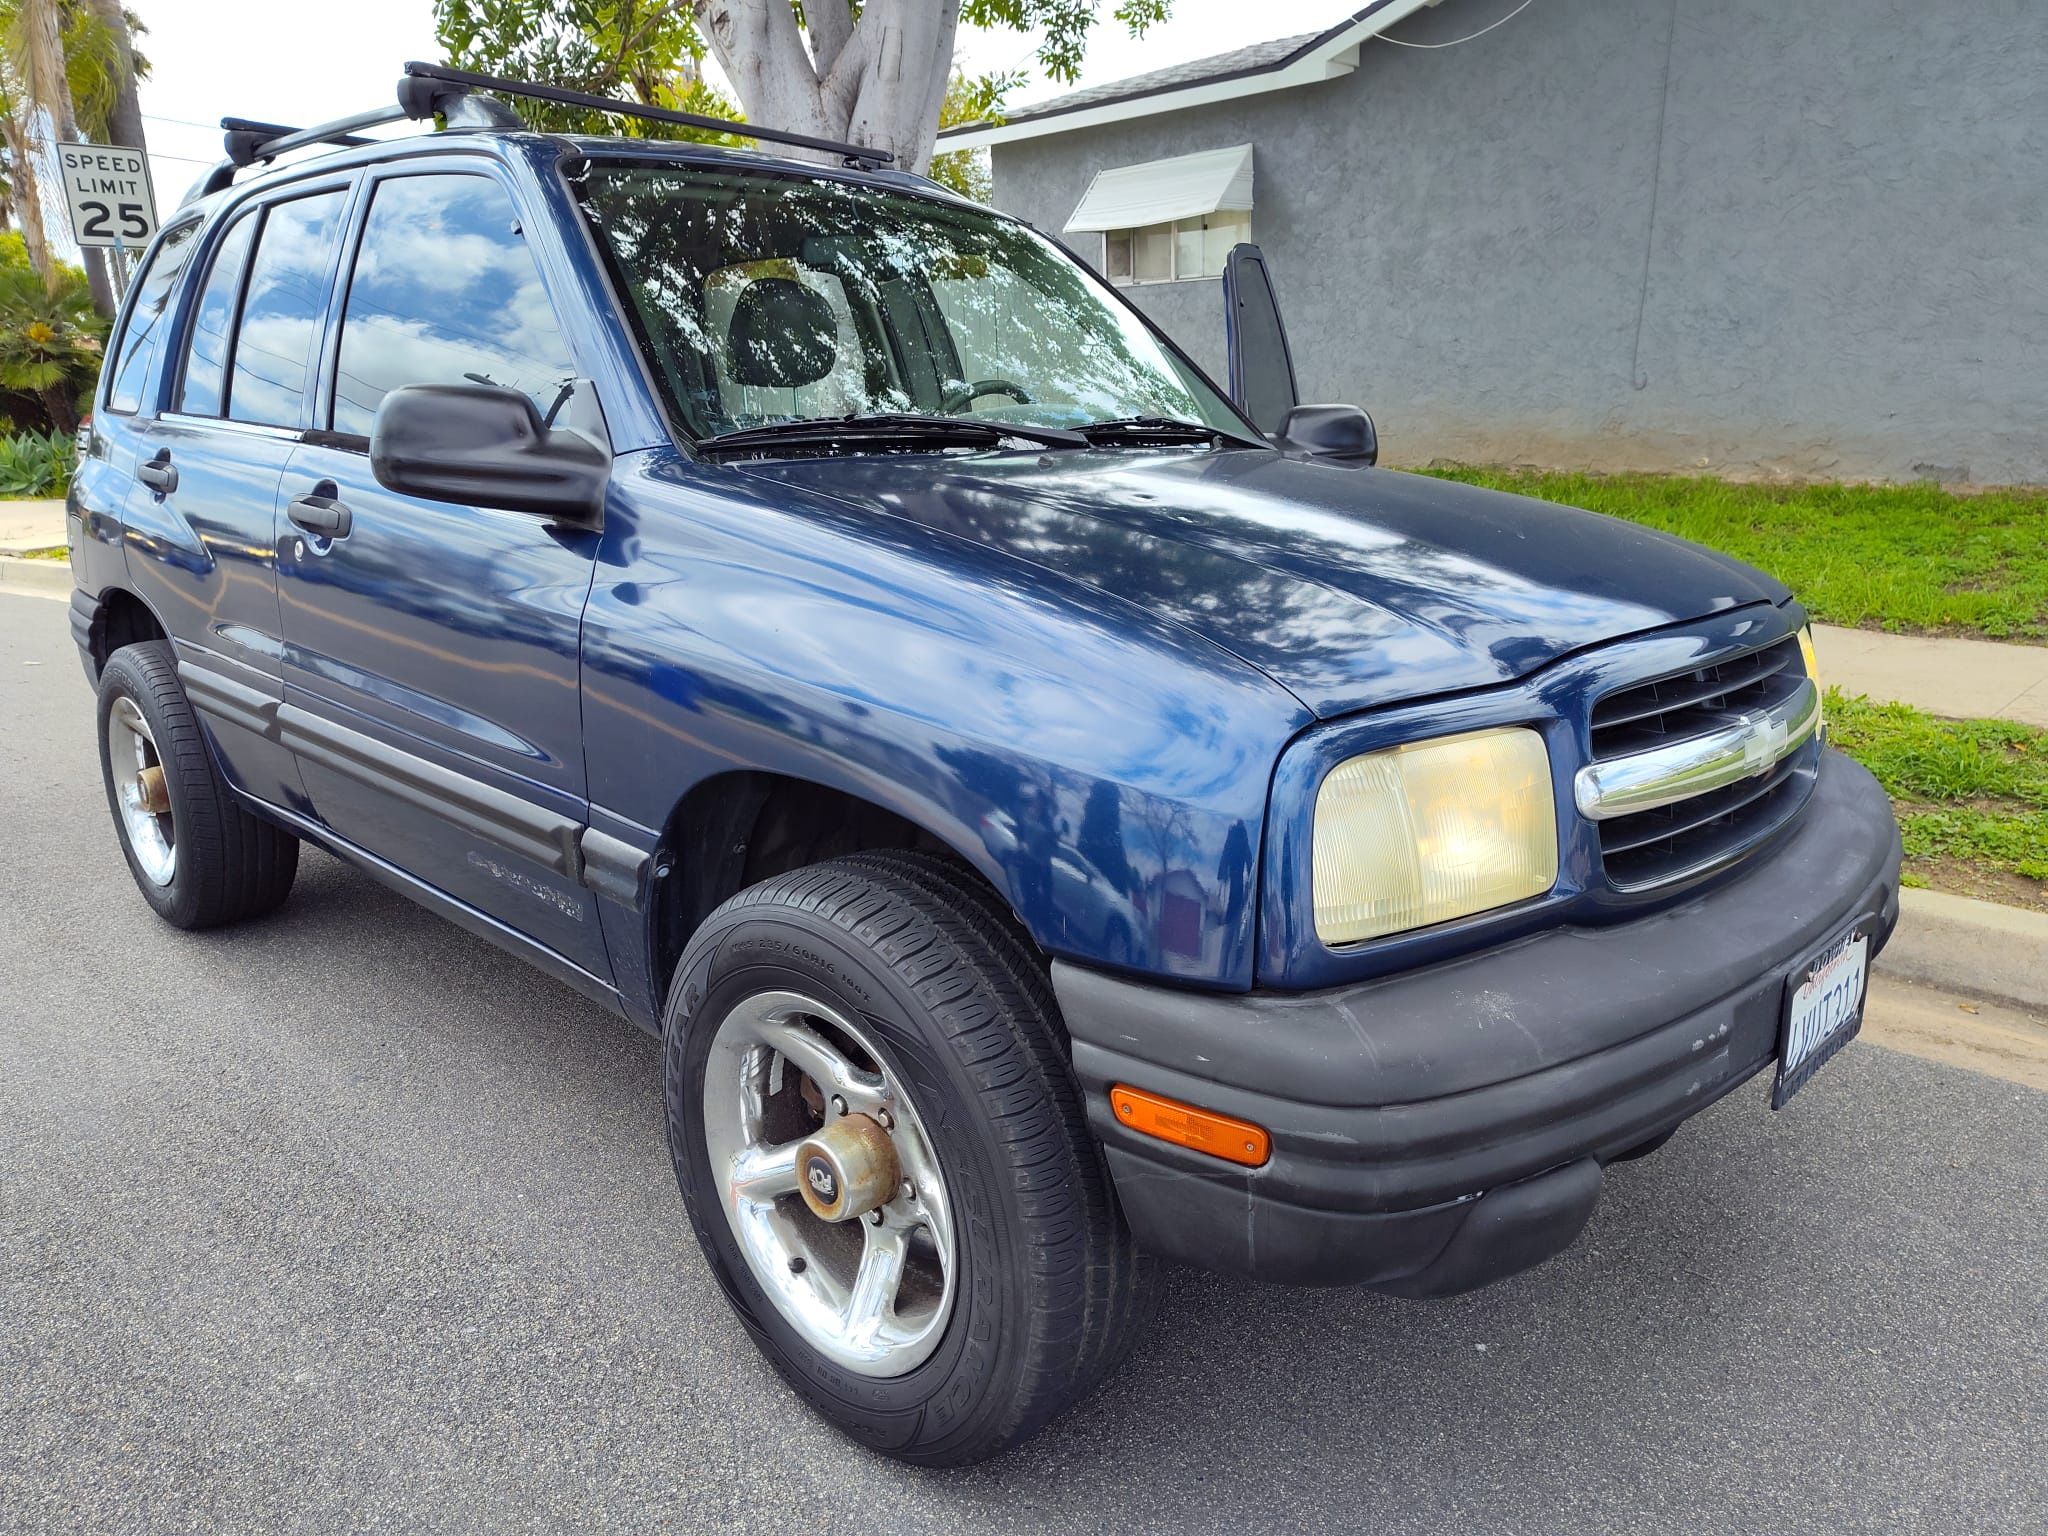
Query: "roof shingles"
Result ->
[[989, 30, 1324, 129]]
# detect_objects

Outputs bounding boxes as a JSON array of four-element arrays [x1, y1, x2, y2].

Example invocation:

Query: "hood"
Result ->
[[733, 448, 1789, 719]]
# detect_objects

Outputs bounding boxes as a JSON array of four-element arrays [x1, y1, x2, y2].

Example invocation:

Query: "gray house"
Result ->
[[943, 0, 2048, 485]]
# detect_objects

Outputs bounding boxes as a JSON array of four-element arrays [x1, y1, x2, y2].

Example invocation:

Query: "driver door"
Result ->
[[274, 162, 610, 980]]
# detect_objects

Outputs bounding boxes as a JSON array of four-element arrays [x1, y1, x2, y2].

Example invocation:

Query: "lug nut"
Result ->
[[829, 1094, 848, 1117], [867, 1208, 885, 1226], [900, 1180, 916, 1202], [876, 1108, 895, 1131]]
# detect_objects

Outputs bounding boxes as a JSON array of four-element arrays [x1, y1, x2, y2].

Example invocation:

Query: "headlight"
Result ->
[[1797, 624, 1825, 738], [1312, 726, 1558, 945]]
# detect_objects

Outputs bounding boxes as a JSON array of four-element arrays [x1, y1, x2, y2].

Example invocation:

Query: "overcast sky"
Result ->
[[128, 0, 1363, 211]]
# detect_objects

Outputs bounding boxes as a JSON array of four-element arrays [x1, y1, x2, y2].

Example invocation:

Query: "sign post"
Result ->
[[54, 142, 158, 253]]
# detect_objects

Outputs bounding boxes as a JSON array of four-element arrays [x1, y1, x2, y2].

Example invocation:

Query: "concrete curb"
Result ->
[[1873, 887, 2048, 1012], [0, 555, 71, 596]]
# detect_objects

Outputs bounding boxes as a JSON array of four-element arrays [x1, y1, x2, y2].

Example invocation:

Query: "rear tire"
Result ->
[[663, 851, 1147, 1466], [95, 641, 298, 929]]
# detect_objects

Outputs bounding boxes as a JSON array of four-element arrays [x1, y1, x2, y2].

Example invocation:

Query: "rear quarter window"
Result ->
[[104, 221, 200, 415]]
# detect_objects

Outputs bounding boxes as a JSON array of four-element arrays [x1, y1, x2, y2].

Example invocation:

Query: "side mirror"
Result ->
[[370, 383, 609, 522], [1276, 403, 1377, 465]]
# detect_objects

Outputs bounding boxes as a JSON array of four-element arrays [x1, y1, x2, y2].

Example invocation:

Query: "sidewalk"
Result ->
[[1813, 623, 2048, 728], [0, 498, 66, 554]]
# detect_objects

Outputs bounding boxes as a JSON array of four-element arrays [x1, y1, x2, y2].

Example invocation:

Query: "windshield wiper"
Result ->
[[698, 413, 1087, 458], [1077, 415, 1250, 447]]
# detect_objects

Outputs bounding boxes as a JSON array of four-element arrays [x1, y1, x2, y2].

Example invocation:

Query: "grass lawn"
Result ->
[[1825, 689, 2048, 911], [1419, 468, 2048, 644]]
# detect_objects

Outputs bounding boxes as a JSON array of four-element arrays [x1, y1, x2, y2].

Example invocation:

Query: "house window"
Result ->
[[1064, 143, 1256, 286], [1103, 213, 1250, 285]]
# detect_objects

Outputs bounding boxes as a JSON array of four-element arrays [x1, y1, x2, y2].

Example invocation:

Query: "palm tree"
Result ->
[[0, 230, 102, 430], [3, 0, 115, 315], [0, 77, 56, 286], [80, 0, 143, 157]]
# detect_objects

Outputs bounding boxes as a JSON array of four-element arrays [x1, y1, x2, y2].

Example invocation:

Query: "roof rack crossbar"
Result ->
[[226, 105, 409, 167], [185, 59, 895, 206], [401, 60, 894, 169], [221, 117, 376, 151], [194, 102, 415, 201]]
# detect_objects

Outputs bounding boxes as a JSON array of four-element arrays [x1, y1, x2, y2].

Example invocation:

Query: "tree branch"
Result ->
[[806, 0, 856, 76]]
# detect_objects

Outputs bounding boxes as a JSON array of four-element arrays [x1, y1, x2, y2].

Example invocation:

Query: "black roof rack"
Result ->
[[402, 62, 894, 170], [188, 60, 893, 203]]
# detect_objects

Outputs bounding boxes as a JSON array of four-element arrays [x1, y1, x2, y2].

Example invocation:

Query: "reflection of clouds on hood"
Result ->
[[332, 175, 573, 436]]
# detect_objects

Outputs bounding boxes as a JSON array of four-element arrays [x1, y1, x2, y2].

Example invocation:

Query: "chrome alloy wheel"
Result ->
[[109, 695, 175, 886], [702, 989, 956, 1377]]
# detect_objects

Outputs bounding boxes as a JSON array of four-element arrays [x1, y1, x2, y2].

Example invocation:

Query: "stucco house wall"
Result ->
[[988, 0, 2048, 484]]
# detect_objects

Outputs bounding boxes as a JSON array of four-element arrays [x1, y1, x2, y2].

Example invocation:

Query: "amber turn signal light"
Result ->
[[1109, 1085, 1271, 1168]]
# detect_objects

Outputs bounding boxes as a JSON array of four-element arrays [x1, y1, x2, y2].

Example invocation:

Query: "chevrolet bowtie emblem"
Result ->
[[1739, 711, 1789, 775]]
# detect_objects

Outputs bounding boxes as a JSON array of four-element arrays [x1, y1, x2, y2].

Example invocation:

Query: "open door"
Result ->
[[1223, 243, 1298, 435]]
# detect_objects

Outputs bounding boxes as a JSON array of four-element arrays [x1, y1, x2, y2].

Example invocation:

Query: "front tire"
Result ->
[[95, 641, 298, 929], [663, 851, 1147, 1466]]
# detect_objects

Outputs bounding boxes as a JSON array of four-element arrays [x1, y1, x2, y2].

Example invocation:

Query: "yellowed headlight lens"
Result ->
[[1312, 727, 1558, 945], [1798, 625, 1825, 739]]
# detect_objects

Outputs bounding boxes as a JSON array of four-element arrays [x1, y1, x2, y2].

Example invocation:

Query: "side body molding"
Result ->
[[179, 658, 649, 910]]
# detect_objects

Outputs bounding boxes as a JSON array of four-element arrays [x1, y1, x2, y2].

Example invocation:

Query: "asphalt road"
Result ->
[[3, 588, 2044, 1535]]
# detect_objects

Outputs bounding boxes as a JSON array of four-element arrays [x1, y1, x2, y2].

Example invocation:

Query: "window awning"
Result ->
[[1062, 144, 1254, 233]]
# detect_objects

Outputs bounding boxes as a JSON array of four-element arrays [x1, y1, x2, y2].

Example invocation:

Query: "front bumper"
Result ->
[[1053, 750, 1902, 1295]]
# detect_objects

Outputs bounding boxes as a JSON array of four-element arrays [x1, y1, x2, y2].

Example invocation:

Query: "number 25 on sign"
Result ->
[[56, 142, 157, 250]]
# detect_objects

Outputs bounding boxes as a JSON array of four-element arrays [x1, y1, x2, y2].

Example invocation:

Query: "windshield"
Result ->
[[571, 162, 1252, 445]]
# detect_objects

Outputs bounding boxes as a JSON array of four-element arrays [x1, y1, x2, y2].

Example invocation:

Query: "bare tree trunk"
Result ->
[[19, 0, 116, 316], [83, 0, 147, 153], [693, 0, 960, 174]]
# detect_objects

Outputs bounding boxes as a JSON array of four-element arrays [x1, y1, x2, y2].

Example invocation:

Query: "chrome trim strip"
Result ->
[[158, 412, 304, 443], [1575, 677, 1821, 823]]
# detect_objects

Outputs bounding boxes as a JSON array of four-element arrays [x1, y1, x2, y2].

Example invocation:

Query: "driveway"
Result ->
[[3, 589, 2043, 1534]]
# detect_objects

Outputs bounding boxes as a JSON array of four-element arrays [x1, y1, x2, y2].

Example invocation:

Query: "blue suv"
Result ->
[[69, 66, 1900, 1465]]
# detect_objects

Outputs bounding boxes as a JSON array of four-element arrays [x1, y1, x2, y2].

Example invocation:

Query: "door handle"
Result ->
[[136, 451, 177, 495], [287, 488, 352, 538]]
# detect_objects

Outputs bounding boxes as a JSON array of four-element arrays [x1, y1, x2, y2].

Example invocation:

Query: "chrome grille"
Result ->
[[1586, 636, 1816, 889]]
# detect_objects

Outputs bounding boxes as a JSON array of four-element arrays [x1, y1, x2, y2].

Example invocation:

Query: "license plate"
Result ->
[[1773, 927, 1870, 1107]]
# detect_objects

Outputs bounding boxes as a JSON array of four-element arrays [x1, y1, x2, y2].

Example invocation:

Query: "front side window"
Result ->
[[176, 210, 258, 417], [332, 174, 576, 437], [229, 188, 347, 428], [575, 164, 1247, 442], [104, 221, 200, 414]]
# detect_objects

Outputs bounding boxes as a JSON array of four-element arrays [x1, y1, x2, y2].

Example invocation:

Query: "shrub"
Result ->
[[0, 427, 76, 498], [0, 232, 107, 435]]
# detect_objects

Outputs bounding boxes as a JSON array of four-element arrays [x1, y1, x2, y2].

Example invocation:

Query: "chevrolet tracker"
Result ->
[[69, 65, 1902, 1466]]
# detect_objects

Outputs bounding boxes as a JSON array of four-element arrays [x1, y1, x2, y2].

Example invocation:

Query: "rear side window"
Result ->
[[104, 221, 200, 415], [228, 188, 347, 428], [331, 173, 575, 437], [176, 211, 258, 417]]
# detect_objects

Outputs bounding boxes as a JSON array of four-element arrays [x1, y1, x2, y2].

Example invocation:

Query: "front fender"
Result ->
[[580, 451, 1310, 993]]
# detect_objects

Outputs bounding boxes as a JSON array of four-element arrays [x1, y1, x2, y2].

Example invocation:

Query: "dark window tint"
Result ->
[[105, 222, 200, 414], [176, 211, 257, 417], [333, 174, 574, 437], [229, 189, 347, 428]]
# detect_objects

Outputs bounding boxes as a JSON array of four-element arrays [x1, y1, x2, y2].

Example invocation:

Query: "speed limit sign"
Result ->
[[55, 141, 157, 250]]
